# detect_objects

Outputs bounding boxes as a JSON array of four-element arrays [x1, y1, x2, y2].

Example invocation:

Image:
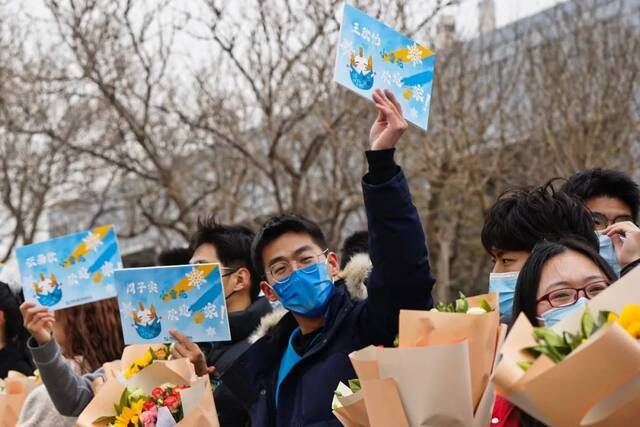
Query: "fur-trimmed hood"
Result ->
[[248, 253, 371, 344]]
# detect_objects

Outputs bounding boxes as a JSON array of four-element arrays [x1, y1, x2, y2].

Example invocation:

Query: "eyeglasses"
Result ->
[[536, 280, 610, 307], [268, 249, 329, 283], [591, 212, 634, 231], [220, 267, 239, 278]]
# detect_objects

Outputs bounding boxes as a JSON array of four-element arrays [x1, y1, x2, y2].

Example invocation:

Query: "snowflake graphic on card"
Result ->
[[83, 232, 103, 253], [187, 268, 206, 290]]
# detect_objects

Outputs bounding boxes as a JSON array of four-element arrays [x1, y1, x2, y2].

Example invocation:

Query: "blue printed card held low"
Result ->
[[17, 225, 122, 310], [114, 264, 231, 344]]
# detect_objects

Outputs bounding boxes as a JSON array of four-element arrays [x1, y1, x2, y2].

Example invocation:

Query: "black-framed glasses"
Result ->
[[268, 249, 329, 283], [220, 267, 239, 278], [591, 212, 634, 231], [536, 280, 610, 307]]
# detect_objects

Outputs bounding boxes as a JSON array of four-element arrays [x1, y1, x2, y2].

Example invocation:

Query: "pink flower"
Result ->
[[140, 405, 158, 427], [151, 387, 164, 400], [163, 395, 180, 411]]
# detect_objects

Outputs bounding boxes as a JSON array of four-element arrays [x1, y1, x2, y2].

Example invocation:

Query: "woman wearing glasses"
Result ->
[[492, 237, 616, 427]]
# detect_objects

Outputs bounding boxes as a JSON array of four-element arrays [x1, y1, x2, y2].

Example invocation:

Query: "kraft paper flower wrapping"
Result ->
[[492, 267, 640, 427], [335, 293, 506, 427], [77, 346, 219, 427], [0, 371, 39, 427]]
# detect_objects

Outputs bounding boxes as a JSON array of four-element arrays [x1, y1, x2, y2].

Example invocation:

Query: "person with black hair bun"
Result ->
[[561, 168, 640, 277], [0, 281, 34, 378], [493, 237, 617, 427]]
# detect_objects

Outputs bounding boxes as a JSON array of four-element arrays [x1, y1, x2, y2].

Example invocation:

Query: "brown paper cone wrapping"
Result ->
[[0, 373, 38, 427], [399, 304, 499, 410], [77, 357, 218, 427], [333, 390, 370, 427], [494, 314, 640, 426]]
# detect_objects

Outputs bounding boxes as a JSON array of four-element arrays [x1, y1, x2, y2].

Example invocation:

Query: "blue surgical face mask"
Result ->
[[489, 271, 519, 322], [270, 261, 334, 317], [538, 297, 589, 327], [598, 233, 621, 277]]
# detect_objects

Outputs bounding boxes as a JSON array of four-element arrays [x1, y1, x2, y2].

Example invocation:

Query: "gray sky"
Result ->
[[456, 0, 567, 37]]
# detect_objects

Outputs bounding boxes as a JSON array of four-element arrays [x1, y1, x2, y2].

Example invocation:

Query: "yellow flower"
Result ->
[[608, 304, 640, 339], [141, 350, 153, 365], [114, 399, 144, 427]]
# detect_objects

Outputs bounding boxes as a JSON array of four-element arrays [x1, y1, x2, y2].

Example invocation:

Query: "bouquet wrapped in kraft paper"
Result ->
[[77, 344, 219, 427], [492, 267, 640, 427], [0, 371, 40, 427], [333, 293, 507, 427]]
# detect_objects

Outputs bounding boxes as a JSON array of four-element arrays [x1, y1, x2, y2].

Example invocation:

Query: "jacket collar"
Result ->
[[227, 297, 272, 342]]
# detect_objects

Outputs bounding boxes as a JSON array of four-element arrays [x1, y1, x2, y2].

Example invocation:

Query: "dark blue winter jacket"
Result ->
[[221, 149, 436, 426]]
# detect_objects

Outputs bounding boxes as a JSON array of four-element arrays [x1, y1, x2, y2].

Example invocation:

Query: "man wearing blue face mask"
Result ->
[[481, 182, 599, 324], [220, 90, 436, 426], [561, 168, 640, 276]]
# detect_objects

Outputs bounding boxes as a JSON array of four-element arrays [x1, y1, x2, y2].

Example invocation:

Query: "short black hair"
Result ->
[[340, 230, 369, 269], [481, 180, 599, 255], [190, 217, 259, 301], [560, 168, 640, 222], [252, 213, 327, 280], [512, 237, 616, 326], [155, 247, 192, 266]]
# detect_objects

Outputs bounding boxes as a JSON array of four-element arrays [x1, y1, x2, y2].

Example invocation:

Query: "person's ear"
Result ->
[[232, 268, 251, 292], [260, 281, 279, 302], [326, 252, 341, 277]]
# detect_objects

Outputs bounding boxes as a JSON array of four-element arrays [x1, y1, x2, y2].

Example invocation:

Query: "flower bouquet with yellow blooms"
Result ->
[[493, 268, 640, 426], [333, 293, 507, 427], [77, 345, 219, 427], [0, 370, 40, 427]]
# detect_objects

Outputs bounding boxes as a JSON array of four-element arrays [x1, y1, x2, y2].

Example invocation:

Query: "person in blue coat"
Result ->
[[221, 89, 436, 426]]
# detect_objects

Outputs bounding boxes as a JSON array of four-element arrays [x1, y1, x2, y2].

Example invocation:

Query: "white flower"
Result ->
[[186, 268, 206, 290], [466, 307, 487, 315], [83, 232, 103, 253], [203, 302, 218, 320]]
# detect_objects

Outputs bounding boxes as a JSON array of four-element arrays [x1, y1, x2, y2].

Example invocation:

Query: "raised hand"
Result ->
[[369, 89, 409, 151], [20, 301, 55, 346], [169, 329, 215, 377], [603, 221, 640, 267]]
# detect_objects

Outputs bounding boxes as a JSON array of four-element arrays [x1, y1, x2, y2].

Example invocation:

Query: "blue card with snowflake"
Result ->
[[16, 225, 122, 310], [113, 263, 231, 344], [334, 3, 436, 130]]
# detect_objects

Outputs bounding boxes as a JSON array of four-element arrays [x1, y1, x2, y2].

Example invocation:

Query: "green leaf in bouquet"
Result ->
[[435, 302, 453, 312], [115, 387, 130, 414], [581, 308, 595, 338], [563, 331, 583, 351], [348, 379, 361, 393], [480, 298, 493, 313], [517, 361, 533, 371], [393, 335, 399, 348], [532, 327, 567, 350], [149, 347, 157, 360], [455, 292, 469, 313]]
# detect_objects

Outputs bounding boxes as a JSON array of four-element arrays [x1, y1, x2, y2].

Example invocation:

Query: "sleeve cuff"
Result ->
[[364, 149, 400, 185], [28, 336, 61, 365]]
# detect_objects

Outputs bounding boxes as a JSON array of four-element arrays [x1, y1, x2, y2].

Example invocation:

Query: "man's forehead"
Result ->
[[263, 233, 322, 261]]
